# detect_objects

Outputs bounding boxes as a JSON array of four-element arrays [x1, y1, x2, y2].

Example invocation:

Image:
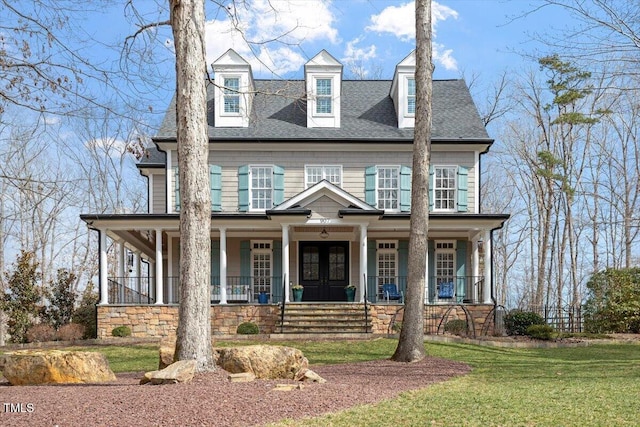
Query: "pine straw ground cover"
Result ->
[[1, 338, 639, 426]]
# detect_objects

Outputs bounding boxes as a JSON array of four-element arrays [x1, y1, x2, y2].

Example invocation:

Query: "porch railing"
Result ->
[[107, 276, 283, 304], [366, 275, 485, 304]]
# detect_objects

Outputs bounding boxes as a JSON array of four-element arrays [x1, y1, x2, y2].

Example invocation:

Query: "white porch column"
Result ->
[[359, 224, 367, 303], [472, 239, 480, 303], [98, 229, 109, 305], [154, 228, 164, 305], [424, 242, 429, 303], [282, 225, 290, 303], [167, 236, 173, 303], [135, 252, 142, 296], [219, 227, 228, 304], [118, 241, 126, 303], [483, 230, 492, 304]]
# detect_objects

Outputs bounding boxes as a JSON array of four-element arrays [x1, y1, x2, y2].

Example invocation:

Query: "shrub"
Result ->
[[73, 284, 98, 339], [391, 321, 402, 333], [111, 326, 132, 337], [504, 311, 545, 336], [444, 319, 468, 336], [526, 324, 555, 340], [236, 321, 259, 335], [584, 268, 640, 333], [26, 324, 56, 343], [56, 323, 85, 341]]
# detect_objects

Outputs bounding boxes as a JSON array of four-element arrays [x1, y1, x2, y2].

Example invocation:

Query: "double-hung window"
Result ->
[[251, 166, 273, 210], [377, 166, 400, 210], [433, 166, 457, 211], [305, 165, 342, 188], [223, 77, 240, 114], [315, 78, 332, 114], [407, 78, 416, 115]]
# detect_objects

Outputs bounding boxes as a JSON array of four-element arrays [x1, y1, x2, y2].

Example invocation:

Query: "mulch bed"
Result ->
[[0, 356, 470, 427]]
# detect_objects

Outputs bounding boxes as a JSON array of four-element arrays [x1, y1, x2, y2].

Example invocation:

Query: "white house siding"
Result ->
[[307, 196, 344, 219]]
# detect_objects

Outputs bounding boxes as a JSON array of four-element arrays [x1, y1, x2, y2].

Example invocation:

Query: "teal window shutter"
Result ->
[[367, 240, 377, 300], [240, 241, 251, 286], [238, 165, 249, 212], [457, 166, 468, 212], [210, 239, 220, 285], [273, 165, 284, 206], [428, 165, 434, 211], [398, 241, 409, 291], [174, 166, 180, 212], [400, 166, 412, 211], [365, 166, 376, 206], [428, 240, 435, 302], [456, 240, 467, 302], [272, 241, 282, 303], [210, 165, 222, 211]]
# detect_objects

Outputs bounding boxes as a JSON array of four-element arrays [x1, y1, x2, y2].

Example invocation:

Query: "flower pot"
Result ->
[[292, 288, 303, 302], [345, 287, 356, 302], [258, 292, 268, 304]]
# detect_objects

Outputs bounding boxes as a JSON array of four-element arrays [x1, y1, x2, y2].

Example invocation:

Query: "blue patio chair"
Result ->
[[438, 282, 454, 299], [381, 283, 403, 303]]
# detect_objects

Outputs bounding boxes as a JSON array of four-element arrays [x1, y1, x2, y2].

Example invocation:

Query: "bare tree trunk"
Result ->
[[392, 0, 431, 363], [170, 0, 214, 371]]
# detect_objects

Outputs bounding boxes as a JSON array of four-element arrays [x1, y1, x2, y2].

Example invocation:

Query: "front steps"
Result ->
[[277, 303, 373, 334]]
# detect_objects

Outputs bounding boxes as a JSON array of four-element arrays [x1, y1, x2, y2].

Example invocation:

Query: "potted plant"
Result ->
[[345, 284, 357, 302], [292, 283, 304, 302]]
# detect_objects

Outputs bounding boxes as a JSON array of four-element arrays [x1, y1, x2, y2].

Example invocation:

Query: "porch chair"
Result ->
[[438, 282, 454, 299], [381, 283, 403, 303]]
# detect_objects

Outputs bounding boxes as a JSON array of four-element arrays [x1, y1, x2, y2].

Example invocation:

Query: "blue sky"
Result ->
[[191, 0, 570, 81]]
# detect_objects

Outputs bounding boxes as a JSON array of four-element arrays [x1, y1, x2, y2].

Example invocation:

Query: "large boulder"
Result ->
[[215, 345, 308, 379], [2, 350, 117, 385], [140, 360, 197, 385]]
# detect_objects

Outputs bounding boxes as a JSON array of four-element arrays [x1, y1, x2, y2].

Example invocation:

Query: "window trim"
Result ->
[[406, 76, 416, 117], [376, 240, 398, 287], [305, 164, 343, 188], [222, 75, 241, 116], [313, 76, 334, 117], [432, 165, 458, 212], [249, 165, 274, 211], [376, 165, 401, 212]]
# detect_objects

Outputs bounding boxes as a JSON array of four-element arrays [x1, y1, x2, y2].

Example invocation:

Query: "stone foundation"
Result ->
[[97, 303, 497, 339]]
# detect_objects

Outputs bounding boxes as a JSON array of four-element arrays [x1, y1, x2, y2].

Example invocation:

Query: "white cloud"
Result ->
[[86, 138, 129, 158], [204, 0, 339, 76], [343, 37, 377, 63], [365, 1, 459, 71]]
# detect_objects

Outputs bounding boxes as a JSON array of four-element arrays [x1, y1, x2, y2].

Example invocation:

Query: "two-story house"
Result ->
[[81, 49, 509, 338]]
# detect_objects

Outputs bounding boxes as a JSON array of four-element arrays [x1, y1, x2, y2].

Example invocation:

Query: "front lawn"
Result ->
[[39, 338, 640, 426]]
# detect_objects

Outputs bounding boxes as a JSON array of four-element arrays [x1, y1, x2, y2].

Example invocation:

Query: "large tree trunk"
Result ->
[[170, 0, 214, 372], [392, 0, 432, 363]]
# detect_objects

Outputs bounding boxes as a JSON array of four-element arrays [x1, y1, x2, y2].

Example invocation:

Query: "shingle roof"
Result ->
[[154, 79, 490, 142]]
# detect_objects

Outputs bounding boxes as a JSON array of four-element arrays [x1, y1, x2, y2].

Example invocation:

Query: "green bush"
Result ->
[[73, 284, 98, 339], [236, 321, 259, 335], [112, 325, 132, 337], [444, 319, 467, 336], [504, 311, 545, 336], [584, 268, 640, 333], [526, 324, 555, 340]]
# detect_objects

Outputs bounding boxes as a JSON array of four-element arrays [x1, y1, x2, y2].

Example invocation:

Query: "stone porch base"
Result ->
[[96, 303, 497, 339]]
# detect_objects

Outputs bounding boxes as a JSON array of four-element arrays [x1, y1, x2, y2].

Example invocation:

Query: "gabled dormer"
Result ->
[[304, 50, 342, 128], [390, 51, 416, 129], [212, 49, 254, 128]]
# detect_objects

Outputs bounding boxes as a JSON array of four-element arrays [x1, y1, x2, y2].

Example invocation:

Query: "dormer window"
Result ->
[[223, 77, 240, 114], [315, 78, 333, 115], [407, 78, 416, 115]]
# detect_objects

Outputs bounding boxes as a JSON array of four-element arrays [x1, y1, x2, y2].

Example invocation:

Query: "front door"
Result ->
[[299, 241, 349, 301]]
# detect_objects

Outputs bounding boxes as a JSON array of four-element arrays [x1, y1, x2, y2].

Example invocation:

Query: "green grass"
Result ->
[[60, 345, 159, 373], [271, 341, 640, 427]]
